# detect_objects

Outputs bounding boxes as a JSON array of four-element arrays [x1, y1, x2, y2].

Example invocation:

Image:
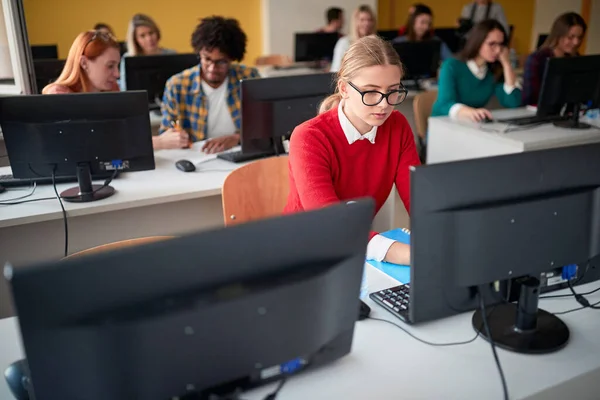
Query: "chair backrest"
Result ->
[[255, 54, 292, 66], [222, 156, 290, 226], [66, 236, 174, 258], [413, 90, 438, 140]]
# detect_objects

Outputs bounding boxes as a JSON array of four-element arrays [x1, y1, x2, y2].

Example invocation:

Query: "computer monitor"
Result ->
[[536, 33, 548, 49], [393, 41, 441, 84], [0, 91, 155, 203], [33, 59, 65, 94], [30, 44, 58, 60], [124, 53, 198, 109], [537, 54, 600, 129], [376, 29, 398, 42], [218, 73, 335, 163], [294, 32, 339, 62], [6, 200, 374, 400], [434, 27, 460, 54], [407, 143, 600, 354]]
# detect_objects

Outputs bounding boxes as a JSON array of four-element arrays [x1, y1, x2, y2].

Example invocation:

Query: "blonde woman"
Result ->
[[330, 5, 376, 72], [285, 36, 420, 265], [119, 14, 176, 90]]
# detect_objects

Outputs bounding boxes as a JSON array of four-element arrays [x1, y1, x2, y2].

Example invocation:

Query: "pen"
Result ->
[[171, 119, 192, 149]]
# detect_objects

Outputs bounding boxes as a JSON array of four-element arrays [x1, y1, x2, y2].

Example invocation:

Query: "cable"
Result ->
[[263, 378, 287, 400], [51, 169, 69, 258], [478, 293, 509, 400], [0, 183, 37, 203], [553, 298, 600, 315], [567, 280, 600, 310], [0, 196, 54, 205], [541, 285, 600, 299], [367, 316, 479, 346]]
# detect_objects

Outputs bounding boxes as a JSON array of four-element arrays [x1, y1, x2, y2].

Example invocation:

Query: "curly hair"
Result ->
[[191, 16, 247, 62]]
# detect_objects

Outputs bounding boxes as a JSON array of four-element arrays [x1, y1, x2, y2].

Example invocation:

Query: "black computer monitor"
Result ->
[[218, 73, 335, 163], [0, 91, 155, 203], [537, 54, 600, 129], [536, 33, 548, 49], [30, 44, 58, 60], [6, 200, 374, 400], [434, 27, 460, 54], [407, 143, 600, 354], [294, 32, 339, 62], [124, 53, 198, 109], [33, 59, 65, 94], [376, 29, 398, 42], [393, 40, 441, 84]]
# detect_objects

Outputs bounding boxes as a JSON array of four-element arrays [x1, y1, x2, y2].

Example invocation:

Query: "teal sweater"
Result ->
[[431, 58, 521, 117]]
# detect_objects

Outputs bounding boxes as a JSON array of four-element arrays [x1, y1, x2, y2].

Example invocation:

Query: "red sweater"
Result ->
[[284, 108, 421, 240]]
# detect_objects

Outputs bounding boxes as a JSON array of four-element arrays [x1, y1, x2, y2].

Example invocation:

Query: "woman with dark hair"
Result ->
[[392, 4, 452, 61], [431, 19, 520, 122], [522, 12, 587, 106]]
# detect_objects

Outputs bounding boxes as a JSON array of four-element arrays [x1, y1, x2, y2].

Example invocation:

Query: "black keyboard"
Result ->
[[370, 284, 411, 321], [496, 114, 569, 126], [0, 172, 115, 188], [217, 150, 272, 164]]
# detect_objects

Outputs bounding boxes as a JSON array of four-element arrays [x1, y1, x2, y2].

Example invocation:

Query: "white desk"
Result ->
[[1, 265, 599, 400], [427, 108, 600, 164]]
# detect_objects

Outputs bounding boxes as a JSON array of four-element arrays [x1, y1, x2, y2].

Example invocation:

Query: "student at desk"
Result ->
[[392, 4, 452, 61], [285, 36, 420, 265], [522, 12, 586, 106], [431, 20, 521, 122], [42, 31, 189, 151], [119, 14, 176, 90], [160, 16, 260, 154], [330, 5, 376, 72]]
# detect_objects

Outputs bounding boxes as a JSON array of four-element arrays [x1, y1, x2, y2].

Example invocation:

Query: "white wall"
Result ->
[[262, 0, 377, 58], [531, 0, 582, 51], [587, 0, 600, 54]]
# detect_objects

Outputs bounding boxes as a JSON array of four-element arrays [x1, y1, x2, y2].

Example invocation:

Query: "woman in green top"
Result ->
[[431, 19, 521, 122]]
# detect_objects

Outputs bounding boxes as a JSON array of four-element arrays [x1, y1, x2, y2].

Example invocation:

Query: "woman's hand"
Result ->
[[153, 129, 189, 150], [383, 242, 411, 265], [458, 106, 493, 123]]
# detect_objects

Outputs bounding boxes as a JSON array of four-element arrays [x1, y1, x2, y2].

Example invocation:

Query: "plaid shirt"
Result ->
[[521, 47, 555, 106], [160, 64, 260, 141]]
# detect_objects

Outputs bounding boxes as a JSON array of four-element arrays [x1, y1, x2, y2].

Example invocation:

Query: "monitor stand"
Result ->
[[554, 103, 591, 129], [472, 276, 569, 354], [60, 163, 115, 203]]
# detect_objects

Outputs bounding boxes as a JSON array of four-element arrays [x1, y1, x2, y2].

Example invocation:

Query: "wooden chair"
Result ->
[[255, 54, 293, 67], [66, 236, 174, 258], [222, 156, 289, 226], [413, 90, 438, 163]]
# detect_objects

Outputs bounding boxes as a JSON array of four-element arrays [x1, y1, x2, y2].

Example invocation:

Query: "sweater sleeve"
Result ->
[[433, 59, 461, 116], [393, 113, 421, 214], [521, 52, 543, 106], [495, 82, 522, 109]]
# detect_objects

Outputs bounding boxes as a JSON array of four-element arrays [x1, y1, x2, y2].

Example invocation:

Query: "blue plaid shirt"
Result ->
[[160, 63, 260, 141]]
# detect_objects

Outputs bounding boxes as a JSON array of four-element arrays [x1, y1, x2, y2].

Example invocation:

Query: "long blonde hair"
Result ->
[[126, 13, 161, 56], [42, 30, 120, 94], [319, 35, 403, 114], [349, 5, 377, 42]]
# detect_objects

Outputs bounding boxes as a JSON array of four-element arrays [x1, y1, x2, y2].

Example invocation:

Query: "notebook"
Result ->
[[367, 228, 411, 284]]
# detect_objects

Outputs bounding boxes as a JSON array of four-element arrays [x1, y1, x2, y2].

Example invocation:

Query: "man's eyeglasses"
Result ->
[[200, 56, 230, 69], [347, 82, 408, 106], [83, 31, 114, 54]]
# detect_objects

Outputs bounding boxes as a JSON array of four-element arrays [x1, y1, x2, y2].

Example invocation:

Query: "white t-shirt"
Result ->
[[201, 80, 237, 139]]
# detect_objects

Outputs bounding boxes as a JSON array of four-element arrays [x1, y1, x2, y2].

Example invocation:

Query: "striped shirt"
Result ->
[[160, 64, 260, 141]]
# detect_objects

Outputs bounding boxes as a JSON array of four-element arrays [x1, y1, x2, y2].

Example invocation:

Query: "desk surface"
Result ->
[[1, 265, 599, 400], [0, 144, 239, 229]]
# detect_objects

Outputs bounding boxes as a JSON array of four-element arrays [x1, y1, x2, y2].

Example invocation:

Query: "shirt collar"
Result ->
[[337, 101, 377, 144], [466, 59, 488, 80]]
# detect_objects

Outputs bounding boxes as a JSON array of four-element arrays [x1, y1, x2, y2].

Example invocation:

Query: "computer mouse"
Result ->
[[482, 117, 495, 123], [4, 359, 31, 400], [358, 300, 371, 321], [175, 159, 196, 172]]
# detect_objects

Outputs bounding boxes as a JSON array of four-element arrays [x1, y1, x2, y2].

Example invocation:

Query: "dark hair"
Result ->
[[406, 4, 433, 41], [459, 19, 507, 61], [543, 12, 587, 50], [93, 23, 113, 34], [326, 7, 343, 23], [191, 16, 247, 62]]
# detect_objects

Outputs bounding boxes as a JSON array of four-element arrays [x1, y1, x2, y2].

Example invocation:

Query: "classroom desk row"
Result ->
[[1, 264, 599, 399]]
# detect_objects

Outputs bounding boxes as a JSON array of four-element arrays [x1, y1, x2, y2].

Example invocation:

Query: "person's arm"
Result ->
[[159, 77, 179, 135], [330, 37, 348, 72], [494, 48, 522, 108], [289, 127, 399, 262], [440, 41, 453, 61], [154, 76, 190, 150], [521, 52, 541, 106], [435, 59, 462, 117]]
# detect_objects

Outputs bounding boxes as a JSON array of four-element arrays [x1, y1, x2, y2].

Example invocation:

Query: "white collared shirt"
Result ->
[[337, 102, 397, 262], [449, 60, 521, 119]]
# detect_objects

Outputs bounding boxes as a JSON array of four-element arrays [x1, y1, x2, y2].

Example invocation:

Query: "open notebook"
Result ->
[[367, 228, 411, 284]]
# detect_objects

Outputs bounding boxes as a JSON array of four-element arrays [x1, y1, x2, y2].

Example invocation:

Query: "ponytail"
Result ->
[[319, 93, 342, 114]]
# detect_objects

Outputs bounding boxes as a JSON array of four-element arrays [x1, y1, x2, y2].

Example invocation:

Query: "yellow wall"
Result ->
[[377, 0, 536, 56], [22, 0, 263, 64]]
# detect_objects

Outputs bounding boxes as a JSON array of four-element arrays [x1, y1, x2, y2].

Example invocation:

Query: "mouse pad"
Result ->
[[367, 228, 411, 284]]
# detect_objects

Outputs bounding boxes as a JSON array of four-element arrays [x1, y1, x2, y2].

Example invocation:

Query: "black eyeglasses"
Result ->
[[347, 81, 408, 106], [83, 31, 114, 54]]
